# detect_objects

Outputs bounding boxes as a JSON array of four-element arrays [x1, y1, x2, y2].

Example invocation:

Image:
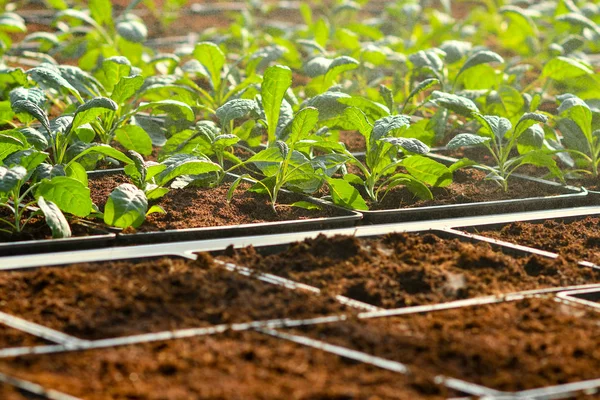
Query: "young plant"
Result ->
[[446, 111, 558, 191], [331, 107, 453, 208], [556, 94, 600, 178], [105, 151, 222, 229], [0, 164, 70, 238], [228, 107, 323, 212]]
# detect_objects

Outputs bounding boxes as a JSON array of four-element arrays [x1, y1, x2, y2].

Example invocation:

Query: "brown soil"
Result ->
[[0, 256, 347, 341], [0, 384, 41, 400], [339, 130, 366, 152], [225, 233, 598, 309], [0, 209, 109, 243], [89, 174, 344, 232], [369, 167, 567, 210], [468, 217, 600, 265], [293, 298, 600, 392], [0, 325, 48, 350], [0, 331, 449, 400]]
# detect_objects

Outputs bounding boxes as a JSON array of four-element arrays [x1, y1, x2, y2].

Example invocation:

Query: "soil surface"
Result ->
[[0, 208, 110, 243], [0, 325, 48, 350], [88, 174, 345, 232], [293, 298, 600, 392], [369, 167, 569, 210], [225, 233, 599, 309], [339, 130, 366, 152], [0, 256, 347, 341], [0, 331, 449, 400], [468, 217, 600, 265]]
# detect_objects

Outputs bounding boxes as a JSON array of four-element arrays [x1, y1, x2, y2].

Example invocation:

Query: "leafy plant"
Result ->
[[556, 94, 600, 178], [105, 151, 222, 229], [445, 109, 557, 191]]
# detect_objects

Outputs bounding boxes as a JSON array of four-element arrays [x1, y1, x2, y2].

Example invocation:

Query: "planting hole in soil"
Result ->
[[0, 255, 347, 341], [289, 297, 600, 393], [459, 216, 600, 266], [223, 232, 600, 309], [0, 331, 451, 400]]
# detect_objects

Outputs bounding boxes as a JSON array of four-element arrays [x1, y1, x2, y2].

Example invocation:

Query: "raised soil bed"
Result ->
[[461, 216, 600, 265], [291, 297, 600, 393], [0, 255, 347, 342], [224, 232, 600, 309], [0, 330, 449, 399]]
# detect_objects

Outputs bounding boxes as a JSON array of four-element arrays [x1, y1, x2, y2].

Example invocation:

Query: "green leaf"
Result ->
[[305, 91, 351, 120], [58, 66, 104, 98], [156, 154, 222, 186], [405, 78, 440, 106], [146, 205, 166, 216], [4, 149, 47, 174], [99, 56, 132, 92], [65, 162, 88, 186], [37, 196, 71, 238], [35, 176, 92, 217], [71, 97, 117, 130], [372, 115, 411, 142], [518, 150, 562, 179], [343, 173, 363, 185], [289, 107, 319, 145], [111, 75, 144, 104], [136, 100, 194, 121], [409, 49, 444, 72], [89, 0, 112, 27], [326, 177, 368, 210], [380, 137, 430, 155], [115, 125, 153, 156], [558, 96, 592, 139], [227, 174, 250, 203], [457, 50, 504, 78], [342, 107, 372, 143], [262, 65, 292, 144], [403, 155, 453, 187], [116, 20, 148, 43], [474, 114, 512, 140], [449, 158, 478, 173], [385, 173, 433, 201], [215, 99, 259, 127], [11, 100, 50, 135], [0, 13, 26, 33], [193, 42, 226, 90], [72, 144, 133, 165], [0, 165, 26, 193], [518, 124, 545, 154], [557, 119, 588, 154], [324, 56, 359, 83], [431, 91, 479, 116], [290, 201, 321, 211], [9, 87, 46, 108], [514, 112, 548, 136], [447, 133, 491, 149], [104, 183, 148, 228], [542, 57, 593, 81], [27, 66, 81, 102]]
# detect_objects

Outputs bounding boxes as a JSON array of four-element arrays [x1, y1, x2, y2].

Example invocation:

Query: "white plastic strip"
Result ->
[[0, 372, 81, 400], [0, 311, 89, 346], [215, 260, 382, 312]]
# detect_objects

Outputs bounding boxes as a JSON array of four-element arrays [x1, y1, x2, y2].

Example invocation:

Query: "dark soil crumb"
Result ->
[[0, 256, 347, 340], [89, 174, 344, 231], [225, 233, 598, 308], [294, 298, 600, 392], [0, 331, 449, 400], [470, 217, 600, 265]]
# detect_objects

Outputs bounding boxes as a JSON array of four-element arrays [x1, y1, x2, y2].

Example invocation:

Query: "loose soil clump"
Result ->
[[226, 233, 599, 308], [468, 217, 600, 265], [0, 331, 449, 399], [0, 256, 347, 341], [293, 298, 600, 392]]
